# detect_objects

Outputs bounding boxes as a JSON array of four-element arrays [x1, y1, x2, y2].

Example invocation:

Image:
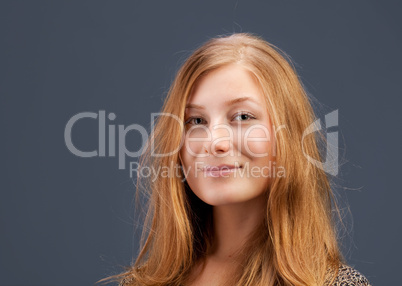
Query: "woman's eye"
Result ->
[[185, 117, 205, 125], [233, 112, 255, 121]]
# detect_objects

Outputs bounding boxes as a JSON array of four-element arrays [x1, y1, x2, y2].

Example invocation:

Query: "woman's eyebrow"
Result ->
[[185, 96, 257, 109]]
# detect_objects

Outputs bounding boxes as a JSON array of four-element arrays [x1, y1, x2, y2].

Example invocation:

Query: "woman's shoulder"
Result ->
[[118, 276, 134, 286], [118, 264, 372, 286], [328, 264, 372, 286]]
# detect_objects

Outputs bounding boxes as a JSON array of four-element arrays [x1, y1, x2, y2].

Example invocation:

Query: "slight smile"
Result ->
[[201, 164, 242, 178]]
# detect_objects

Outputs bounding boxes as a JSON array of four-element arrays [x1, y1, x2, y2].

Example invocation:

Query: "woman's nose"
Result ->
[[204, 124, 233, 156]]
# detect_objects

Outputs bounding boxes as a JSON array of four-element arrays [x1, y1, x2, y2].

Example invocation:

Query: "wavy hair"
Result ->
[[100, 33, 344, 286]]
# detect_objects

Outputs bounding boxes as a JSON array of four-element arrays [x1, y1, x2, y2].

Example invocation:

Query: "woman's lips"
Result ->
[[202, 164, 242, 177]]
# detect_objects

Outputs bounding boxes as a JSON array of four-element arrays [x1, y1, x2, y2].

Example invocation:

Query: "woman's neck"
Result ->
[[209, 194, 266, 261]]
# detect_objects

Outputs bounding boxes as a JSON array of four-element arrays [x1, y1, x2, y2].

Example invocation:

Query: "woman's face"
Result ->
[[179, 64, 275, 206]]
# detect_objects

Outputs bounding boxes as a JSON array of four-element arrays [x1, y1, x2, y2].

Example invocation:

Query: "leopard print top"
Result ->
[[119, 264, 372, 285], [326, 264, 372, 286]]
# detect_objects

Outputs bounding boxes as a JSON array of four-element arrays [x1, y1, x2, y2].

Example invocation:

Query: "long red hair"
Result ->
[[100, 33, 344, 286]]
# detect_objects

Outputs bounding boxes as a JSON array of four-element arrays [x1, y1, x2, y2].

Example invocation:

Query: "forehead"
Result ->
[[187, 64, 265, 105]]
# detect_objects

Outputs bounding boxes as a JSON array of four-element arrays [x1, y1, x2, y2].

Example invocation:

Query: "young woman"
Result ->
[[105, 33, 371, 286]]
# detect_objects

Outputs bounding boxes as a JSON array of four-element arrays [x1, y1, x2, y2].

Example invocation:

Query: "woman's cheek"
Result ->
[[241, 125, 273, 158], [183, 128, 210, 157]]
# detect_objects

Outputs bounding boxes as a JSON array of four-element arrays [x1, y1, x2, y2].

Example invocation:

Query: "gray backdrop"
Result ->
[[1, 0, 400, 285]]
